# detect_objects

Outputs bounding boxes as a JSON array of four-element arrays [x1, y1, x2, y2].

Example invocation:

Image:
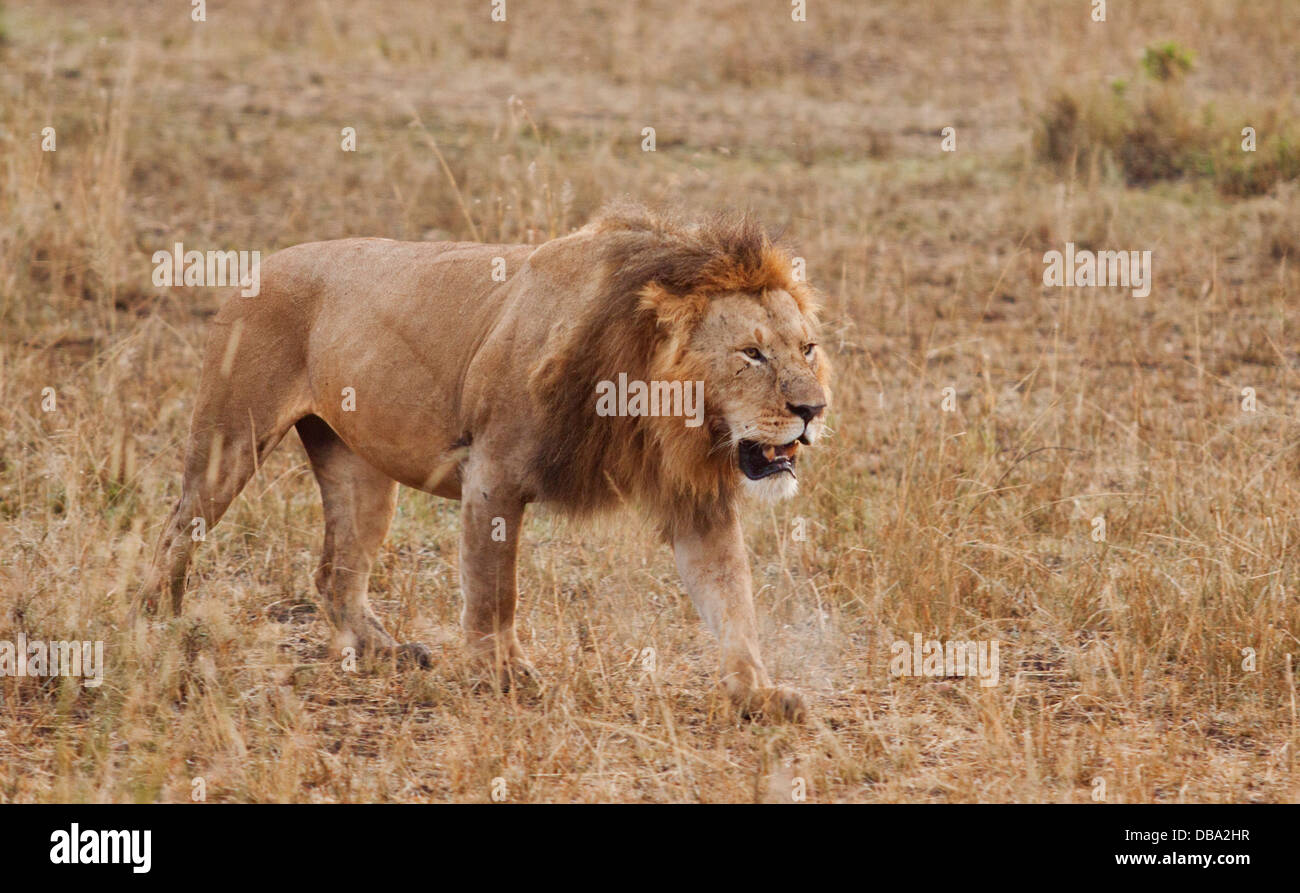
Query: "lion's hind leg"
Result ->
[[137, 414, 296, 616], [296, 414, 429, 668], [137, 316, 309, 617]]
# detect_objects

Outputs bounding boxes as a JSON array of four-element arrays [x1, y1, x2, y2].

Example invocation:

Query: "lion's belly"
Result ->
[[301, 338, 469, 497], [316, 407, 465, 498]]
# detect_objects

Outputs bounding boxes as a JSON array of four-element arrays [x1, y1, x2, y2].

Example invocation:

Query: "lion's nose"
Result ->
[[788, 402, 825, 424]]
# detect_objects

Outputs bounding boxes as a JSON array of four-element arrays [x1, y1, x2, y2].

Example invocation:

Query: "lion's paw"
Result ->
[[472, 658, 545, 696], [395, 642, 434, 669], [734, 685, 808, 723]]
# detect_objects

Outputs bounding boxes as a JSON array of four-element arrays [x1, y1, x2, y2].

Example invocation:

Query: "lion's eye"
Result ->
[[803, 343, 817, 359], [742, 347, 766, 362]]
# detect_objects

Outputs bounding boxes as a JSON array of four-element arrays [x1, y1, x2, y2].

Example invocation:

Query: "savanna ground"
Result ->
[[1, 0, 1298, 803]]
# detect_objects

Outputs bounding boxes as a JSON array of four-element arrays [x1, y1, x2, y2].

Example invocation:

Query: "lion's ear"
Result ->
[[638, 282, 708, 332]]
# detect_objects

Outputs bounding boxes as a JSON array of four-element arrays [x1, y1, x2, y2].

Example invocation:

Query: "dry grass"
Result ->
[[1, 0, 1298, 802]]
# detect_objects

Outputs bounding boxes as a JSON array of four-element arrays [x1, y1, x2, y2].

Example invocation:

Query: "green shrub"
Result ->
[[1141, 41, 1195, 81], [1034, 42, 1298, 195]]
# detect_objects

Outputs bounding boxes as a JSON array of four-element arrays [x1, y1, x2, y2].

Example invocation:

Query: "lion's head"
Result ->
[[663, 287, 829, 502], [529, 201, 832, 533]]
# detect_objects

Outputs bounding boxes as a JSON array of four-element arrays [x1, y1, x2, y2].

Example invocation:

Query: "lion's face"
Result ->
[[691, 289, 830, 501]]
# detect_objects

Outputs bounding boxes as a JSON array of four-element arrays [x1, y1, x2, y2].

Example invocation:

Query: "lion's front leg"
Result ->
[[672, 514, 806, 722], [458, 462, 539, 692]]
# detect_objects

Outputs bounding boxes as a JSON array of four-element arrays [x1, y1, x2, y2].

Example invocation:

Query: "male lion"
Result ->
[[139, 202, 830, 721]]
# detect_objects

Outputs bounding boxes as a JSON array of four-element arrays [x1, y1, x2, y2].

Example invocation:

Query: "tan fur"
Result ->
[[138, 202, 831, 721]]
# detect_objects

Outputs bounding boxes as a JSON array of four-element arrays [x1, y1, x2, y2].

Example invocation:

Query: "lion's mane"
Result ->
[[527, 201, 819, 535]]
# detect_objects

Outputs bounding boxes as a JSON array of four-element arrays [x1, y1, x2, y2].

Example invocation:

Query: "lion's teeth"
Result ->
[[763, 445, 776, 461]]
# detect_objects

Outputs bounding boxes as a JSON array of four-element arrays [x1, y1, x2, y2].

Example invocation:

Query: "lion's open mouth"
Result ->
[[738, 439, 800, 480]]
